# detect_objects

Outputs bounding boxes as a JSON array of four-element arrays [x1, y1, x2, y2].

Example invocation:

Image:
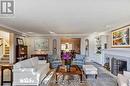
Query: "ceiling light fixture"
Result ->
[[49, 31, 56, 34], [27, 32, 34, 34]]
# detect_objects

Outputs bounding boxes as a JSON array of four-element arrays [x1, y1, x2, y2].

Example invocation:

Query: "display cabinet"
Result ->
[[16, 45, 27, 62]]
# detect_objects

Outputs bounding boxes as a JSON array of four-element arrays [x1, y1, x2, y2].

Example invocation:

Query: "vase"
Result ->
[[66, 65, 70, 72]]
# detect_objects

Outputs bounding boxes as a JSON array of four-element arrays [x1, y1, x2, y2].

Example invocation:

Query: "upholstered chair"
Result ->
[[72, 54, 85, 68], [48, 54, 62, 69]]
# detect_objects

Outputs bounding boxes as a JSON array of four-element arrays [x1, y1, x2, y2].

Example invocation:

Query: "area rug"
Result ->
[[40, 69, 88, 86], [85, 62, 117, 86], [40, 63, 118, 86]]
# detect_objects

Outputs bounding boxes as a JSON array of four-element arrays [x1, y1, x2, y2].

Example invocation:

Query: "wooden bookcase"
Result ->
[[16, 45, 27, 62]]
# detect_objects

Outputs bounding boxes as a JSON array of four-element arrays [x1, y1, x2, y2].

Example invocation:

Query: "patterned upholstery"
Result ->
[[48, 54, 62, 69], [72, 54, 85, 68]]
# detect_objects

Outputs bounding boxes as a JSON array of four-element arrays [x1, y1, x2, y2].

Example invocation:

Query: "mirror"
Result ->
[[53, 39, 57, 55], [85, 39, 89, 57]]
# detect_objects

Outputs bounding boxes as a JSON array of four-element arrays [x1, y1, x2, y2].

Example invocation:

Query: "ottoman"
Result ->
[[83, 65, 98, 79]]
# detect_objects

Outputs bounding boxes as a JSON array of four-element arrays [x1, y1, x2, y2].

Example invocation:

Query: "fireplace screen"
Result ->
[[111, 58, 127, 76]]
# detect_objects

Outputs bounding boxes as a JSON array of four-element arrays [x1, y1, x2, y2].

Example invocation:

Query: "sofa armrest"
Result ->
[[13, 68, 36, 73], [13, 68, 38, 85]]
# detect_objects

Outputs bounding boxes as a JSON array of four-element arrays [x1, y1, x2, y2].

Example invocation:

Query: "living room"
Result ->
[[0, 0, 130, 86]]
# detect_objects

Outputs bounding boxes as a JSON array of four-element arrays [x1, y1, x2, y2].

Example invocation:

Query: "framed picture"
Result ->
[[16, 38, 24, 45], [112, 25, 130, 48], [34, 38, 49, 50]]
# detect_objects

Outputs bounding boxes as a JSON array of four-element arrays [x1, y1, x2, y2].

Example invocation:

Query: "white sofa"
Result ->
[[13, 57, 50, 86], [117, 71, 130, 86]]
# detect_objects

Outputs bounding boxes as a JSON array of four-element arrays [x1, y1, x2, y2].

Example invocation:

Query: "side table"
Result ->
[[1, 64, 13, 86]]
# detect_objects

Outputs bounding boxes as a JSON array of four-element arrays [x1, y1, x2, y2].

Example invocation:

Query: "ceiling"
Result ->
[[0, 0, 130, 35]]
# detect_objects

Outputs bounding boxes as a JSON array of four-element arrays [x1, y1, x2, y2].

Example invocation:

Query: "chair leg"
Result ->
[[95, 75, 97, 79], [86, 75, 88, 79]]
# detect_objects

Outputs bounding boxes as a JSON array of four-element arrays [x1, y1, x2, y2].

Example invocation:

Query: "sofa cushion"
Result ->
[[20, 59, 33, 68], [117, 74, 128, 86]]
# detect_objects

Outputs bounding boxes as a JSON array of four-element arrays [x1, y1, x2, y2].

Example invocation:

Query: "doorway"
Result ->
[[0, 31, 10, 64], [60, 38, 81, 59]]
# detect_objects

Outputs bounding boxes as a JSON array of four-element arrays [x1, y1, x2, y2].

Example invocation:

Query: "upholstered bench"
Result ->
[[83, 65, 98, 79]]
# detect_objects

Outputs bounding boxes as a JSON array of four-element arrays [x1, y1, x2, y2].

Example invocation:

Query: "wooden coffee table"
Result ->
[[55, 65, 83, 83]]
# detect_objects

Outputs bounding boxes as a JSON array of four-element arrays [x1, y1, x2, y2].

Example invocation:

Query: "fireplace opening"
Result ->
[[111, 58, 127, 76], [119, 60, 127, 73]]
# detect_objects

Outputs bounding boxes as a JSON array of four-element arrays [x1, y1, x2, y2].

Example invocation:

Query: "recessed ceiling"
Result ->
[[0, 0, 130, 34]]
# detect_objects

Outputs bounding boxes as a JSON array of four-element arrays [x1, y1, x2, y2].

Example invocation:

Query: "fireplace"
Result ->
[[111, 58, 127, 75], [103, 49, 130, 76]]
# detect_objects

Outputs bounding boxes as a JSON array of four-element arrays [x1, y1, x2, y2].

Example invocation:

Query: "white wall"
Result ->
[[87, 33, 97, 58]]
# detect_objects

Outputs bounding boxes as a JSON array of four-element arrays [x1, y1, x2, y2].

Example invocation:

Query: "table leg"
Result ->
[[86, 75, 88, 79], [1, 69, 3, 85], [80, 74, 82, 83], [11, 69, 13, 86], [56, 74, 58, 83], [95, 74, 97, 79]]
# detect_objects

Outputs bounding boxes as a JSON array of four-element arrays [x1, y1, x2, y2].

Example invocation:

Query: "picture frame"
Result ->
[[111, 25, 130, 48], [34, 38, 49, 50], [16, 38, 24, 45]]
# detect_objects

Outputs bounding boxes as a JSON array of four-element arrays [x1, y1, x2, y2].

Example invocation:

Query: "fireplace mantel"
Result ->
[[103, 49, 130, 71], [104, 49, 130, 58]]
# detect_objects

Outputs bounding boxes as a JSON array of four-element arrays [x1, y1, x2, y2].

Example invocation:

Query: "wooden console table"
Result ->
[[0, 64, 13, 86], [31, 54, 48, 61]]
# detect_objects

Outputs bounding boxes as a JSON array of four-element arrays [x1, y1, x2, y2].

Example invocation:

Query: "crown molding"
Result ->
[[0, 24, 23, 34], [0, 24, 88, 37], [28, 33, 88, 37]]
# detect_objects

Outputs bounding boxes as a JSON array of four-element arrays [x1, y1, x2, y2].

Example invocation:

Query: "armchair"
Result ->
[[72, 54, 85, 68], [48, 54, 62, 69]]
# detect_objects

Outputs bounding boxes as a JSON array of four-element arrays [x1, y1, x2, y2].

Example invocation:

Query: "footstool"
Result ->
[[83, 65, 98, 79]]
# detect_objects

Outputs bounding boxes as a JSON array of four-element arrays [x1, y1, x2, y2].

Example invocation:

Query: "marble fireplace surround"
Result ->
[[104, 49, 130, 71]]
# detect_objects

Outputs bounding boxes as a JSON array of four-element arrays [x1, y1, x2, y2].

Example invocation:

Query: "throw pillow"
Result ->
[[20, 59, 33, 68], [30, 57, 38, 67]]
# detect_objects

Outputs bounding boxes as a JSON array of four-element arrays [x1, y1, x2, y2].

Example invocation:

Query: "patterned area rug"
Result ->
[[40, 70, 89, 86], [40, 63, 117, 86], [53, 74, 88, 86], [84, 62, 117, 86]]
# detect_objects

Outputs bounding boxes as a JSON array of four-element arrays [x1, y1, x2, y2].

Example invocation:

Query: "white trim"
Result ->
[[0, 24, 89, 37], [0, 24, 23, 34]]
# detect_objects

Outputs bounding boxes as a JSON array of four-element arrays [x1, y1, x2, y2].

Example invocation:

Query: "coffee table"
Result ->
[[55, 65, 83, 83]]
